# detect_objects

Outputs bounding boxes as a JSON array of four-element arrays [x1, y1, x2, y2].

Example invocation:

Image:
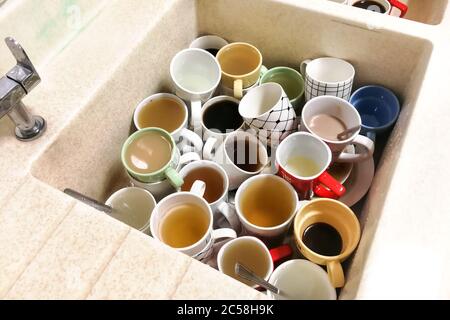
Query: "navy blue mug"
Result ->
[[350, 85, 400, 141]]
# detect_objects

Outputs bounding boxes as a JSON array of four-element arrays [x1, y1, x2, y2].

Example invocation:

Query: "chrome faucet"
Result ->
[[0, 37, 46, 141]]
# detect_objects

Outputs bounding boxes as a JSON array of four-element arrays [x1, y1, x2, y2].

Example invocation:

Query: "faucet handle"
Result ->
[[5, 37, 40, 93]]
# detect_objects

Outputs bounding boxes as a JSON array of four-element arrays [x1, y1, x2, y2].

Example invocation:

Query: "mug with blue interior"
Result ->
[[349, 85, 400, 142]]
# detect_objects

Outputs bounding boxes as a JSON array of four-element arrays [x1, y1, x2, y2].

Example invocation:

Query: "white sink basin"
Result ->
[[29, 0, 434, 298]]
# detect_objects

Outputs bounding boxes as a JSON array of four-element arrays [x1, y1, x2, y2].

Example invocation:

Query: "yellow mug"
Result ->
[[293, 198, 360, 288], [217, 42, 262, 99]]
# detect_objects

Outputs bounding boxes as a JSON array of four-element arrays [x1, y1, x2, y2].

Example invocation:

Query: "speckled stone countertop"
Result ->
[[0, 0, 449, 299]]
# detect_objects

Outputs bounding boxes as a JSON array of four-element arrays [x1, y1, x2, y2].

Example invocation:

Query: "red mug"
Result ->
[[275, 132, 346, 200], [389, 0, 408, 17]]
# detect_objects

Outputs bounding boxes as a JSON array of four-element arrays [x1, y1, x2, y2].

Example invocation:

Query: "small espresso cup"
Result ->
[[217, 236, 273, 288], [276, 132, 346, 200], [179, 160, 240, 230], [203, 130, 269, 190], [121, 128, 199, 187], [350, 85, 400, 142], [133, 93, 203, 153], [150, 181, 237, 260], [189, 35, 228, 56], [217, 42, 263, 99], [348, 0, 408, 17], [301, 96, 375, 163], [260, 66, 305, 114], [105, 187, 156, 235], [268, 259, 336, 300], [293, 198, 361, 288], [170, 48, 222, 130], [239, 83, 297, 144], [300, 57, 355, 101], [235, 174, 299, 238]]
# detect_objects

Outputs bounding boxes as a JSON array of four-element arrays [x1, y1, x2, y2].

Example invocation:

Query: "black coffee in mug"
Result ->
[[352, 0, 386, 13], [203, 100, 243, 133], [302, 223, 343, 256]]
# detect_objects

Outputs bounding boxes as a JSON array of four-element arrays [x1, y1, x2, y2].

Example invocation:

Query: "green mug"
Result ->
[[121, 127, 199, 187], [260, 66, 305, 114]]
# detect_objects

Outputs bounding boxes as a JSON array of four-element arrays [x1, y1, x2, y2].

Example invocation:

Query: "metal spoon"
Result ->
[[64, 188, 113, 214], [235, 263, 281, 295], [337, 126, 360, 140]]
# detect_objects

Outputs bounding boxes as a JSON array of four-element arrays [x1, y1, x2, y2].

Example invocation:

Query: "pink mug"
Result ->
[[275, 132, 346, 200]]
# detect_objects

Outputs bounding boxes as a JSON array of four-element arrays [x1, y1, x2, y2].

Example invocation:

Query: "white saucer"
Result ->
[[338, 145, 375, 207]]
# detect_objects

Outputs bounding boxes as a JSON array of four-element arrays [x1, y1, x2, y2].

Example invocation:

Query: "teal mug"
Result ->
[[260, 66, 305, 114], [121, 127, 200, 187]]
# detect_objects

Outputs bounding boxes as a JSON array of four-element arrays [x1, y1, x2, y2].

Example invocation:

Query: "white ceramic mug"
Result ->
[[301, 95, 374, 163], [268, 259, 336, 300], [203, 130, 269, 190], [179, 160, 240, 230], [127, 151, 200, 201], [217, 236, 274, 288], [239, 83, 297, 144], [170, 48, 222, 131], [300, 57, 355, 101], [234, 174, 300, 238], [105, 187, 156, 235], [150, 181, 237, 259], [133, 93, 203, 153], [189, 35, 228, 54]]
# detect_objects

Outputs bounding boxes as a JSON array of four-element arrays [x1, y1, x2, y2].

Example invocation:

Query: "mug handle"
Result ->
[[202, 137, 218, 160], [165, 167, 184, 188], [179, 128, 204, 153], [189, 180, 206, 198], [327, 260, 345, 288], [269, 244, 293, 264], [234, 79, 243, 99], [300, 59, 312, 77], [336, 135, 374, 163], [212, 228, 237, 242], [314, 171, 346, 198], [217, 201, 240, 231], [190, 100, 202, 134], [180, 151, 201, 165], [389, 0, 408, 17], [259, 65, 269, 80]]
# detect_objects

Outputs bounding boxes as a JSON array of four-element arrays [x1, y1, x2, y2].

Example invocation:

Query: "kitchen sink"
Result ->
[[30, 0, 433, 297]]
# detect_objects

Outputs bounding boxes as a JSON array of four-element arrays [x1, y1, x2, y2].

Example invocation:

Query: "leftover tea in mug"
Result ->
[[285, 156, 320, 177], [181, 166, 225, 203], [229, 137, 264, 172], [308, 113, 347, 141], [220, 238, 272, 286], [136, 97, 186, 132], [160, 203, 209, 248], [124, 131, 173, 174], [240, 176, 295, 227]]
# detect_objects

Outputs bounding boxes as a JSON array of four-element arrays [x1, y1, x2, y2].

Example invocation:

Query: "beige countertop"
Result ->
[[0, 0, 449, 299]]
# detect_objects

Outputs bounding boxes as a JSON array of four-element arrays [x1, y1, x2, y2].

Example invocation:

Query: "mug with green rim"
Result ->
[[260, 66, 305, 113], [121, 127, 197, 187]]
